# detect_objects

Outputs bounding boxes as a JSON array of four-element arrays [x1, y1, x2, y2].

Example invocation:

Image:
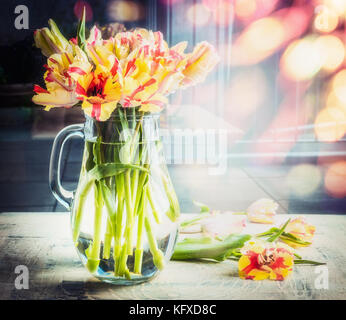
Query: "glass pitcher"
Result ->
[[49, 111, 180, 285]]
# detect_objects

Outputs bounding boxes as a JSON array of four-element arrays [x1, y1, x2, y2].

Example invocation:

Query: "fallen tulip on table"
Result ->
[[172, 200, 325, 281], [238, 239, 294, 281], [247, 198, 278, 224]]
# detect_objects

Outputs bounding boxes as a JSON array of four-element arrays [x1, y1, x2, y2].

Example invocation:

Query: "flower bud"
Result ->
[[34, 20, 70, 57], [247, 198, 278, 224], [48, 19, 70, 50]]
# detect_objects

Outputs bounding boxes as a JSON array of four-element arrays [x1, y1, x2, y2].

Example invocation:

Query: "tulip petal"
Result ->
[[32, 88, 78, 108]]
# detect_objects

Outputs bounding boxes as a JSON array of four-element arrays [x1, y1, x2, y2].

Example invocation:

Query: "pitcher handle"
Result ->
[[49, 123, 84, 210]]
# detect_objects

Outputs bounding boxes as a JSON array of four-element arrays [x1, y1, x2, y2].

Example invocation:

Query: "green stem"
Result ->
[[267, 219, 291, 242], [161, 171, 180, 222], [147, 185, 161, 224], [86, 181, 103, 273], [99, 182, 116, 260], [113, 175, 124, 263], [134, 187, 147, 274], [133, 167, 149, 215], [117, 241, 130, 278], [145, 216, 165, 270], [72, 178, 93, 244], [180, 212, 210, 228], [131, 169, 139, 204], [103, 217, 113, 259], [124, 170, 134, 255]]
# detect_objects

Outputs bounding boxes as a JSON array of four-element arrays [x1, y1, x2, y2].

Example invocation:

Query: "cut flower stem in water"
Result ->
[[71, 109, 180, 283]]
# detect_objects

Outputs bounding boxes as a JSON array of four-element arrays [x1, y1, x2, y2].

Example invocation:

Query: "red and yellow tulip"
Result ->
[[238, 239, 294, 281], [281, 217, 315, 248], [181, 41, 220, 87], [33, 21, 220, 120], [33, 46, 92, 111]]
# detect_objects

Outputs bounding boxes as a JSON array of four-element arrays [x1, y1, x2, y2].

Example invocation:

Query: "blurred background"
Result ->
[[0, 0, 345, 214]]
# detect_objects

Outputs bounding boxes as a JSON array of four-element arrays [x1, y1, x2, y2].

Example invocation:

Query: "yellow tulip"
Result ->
[[181, 41, 220, 87], [33, 22, 220, 120]]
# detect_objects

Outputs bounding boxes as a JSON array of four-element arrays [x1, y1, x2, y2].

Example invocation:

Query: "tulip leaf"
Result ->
[[171, 233, 251, 261], [88, 163, 150, 181], [267, 218, 291, 242], [294, 260, 326, 266], [280, 234, 311, 246], [77, 6, 86, 51], [100, 181, 116, 220]]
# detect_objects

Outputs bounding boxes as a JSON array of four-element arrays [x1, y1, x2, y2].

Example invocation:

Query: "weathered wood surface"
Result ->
[[0, 212, 345, 300]]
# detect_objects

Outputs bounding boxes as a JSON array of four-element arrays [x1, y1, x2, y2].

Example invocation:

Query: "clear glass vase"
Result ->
[[49, 110, 180, 285]]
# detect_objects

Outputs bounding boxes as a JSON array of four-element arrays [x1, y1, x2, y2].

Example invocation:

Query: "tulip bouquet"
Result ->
[[32, 14, 219, 117], [33, 11, 219, 283]]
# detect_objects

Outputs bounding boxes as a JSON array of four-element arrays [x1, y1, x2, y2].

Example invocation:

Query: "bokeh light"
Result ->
[[324, 161, 346, 198], [224, 68, 267, 118], [323, 0, 346, 16], [107, 0, 142, 22], [252, 95, 306, 165], [234, 0, 257, 19], [232, 17, 285, 65], [332, 69, 346, 104], [314, 5, 339, 33], [234, 0, 279, 23], [276, 6, 312, 42], [281, 37, 322, 81], [315, 35, 345, 72], [74, 0, 93, 21], [160, 0, 184, 5], [326, 89, 346, 111], [211, 1, 234, 27], [186, 3, 211, 27], [285, 164, 322, 197], [314, 107, 346, 142]]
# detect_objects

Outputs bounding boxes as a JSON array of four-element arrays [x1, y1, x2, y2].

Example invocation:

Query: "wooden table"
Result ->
[[0, 212, 345, 300]]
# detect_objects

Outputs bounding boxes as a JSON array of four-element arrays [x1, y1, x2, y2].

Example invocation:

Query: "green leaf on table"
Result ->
[[193, 200, 210, 213], [256, 226, 312, 247], [294, 253, 302, 259], [294, 259, 326, 266], [267, 218, 291, 242], [256, 227, 280, 238], [280, 233, 312, 246], [171, 233, 251, 262], [180, 212, 210, 228]]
